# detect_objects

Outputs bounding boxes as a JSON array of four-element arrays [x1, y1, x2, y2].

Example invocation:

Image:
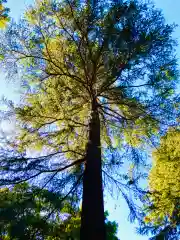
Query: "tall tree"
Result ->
[[138, 128, 180, 240], [0, 0, 178, 239]]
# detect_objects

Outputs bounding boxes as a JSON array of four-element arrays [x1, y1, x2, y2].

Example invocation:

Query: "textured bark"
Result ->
[[80, 99, 106, 240]]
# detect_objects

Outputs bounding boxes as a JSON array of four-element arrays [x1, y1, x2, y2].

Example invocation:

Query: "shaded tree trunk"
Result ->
[[80, 99, 106, 240]]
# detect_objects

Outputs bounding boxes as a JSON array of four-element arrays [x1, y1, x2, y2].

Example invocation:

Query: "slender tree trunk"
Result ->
[[80, 99, 106, 240]]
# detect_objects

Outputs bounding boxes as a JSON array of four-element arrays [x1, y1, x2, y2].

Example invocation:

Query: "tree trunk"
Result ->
[[80, 99, 106, 240]]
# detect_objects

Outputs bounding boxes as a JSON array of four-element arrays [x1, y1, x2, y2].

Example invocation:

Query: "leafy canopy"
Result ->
[[140, 129, 180, 239], [0, 183, 119, 240], [0, 183, 68, 239]]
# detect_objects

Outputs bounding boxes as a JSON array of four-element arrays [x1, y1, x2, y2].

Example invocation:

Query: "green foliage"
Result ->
[[0, 183, 66, 239], [105, 211, 119, 240], [147, 129, 180, 224], [0, 0, 10, 28], [0, 184, 119, 240], [140, 128, 180, 239]]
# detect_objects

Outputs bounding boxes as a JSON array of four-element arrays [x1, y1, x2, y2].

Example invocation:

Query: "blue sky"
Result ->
[[1, 0, 180, 239]]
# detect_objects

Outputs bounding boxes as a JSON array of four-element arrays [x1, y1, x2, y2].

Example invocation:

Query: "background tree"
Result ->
[[0, 183, 75, 239], [0, 0, 179, 239], [138, 128, 180, 240], [0, 183, 119, 240]]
